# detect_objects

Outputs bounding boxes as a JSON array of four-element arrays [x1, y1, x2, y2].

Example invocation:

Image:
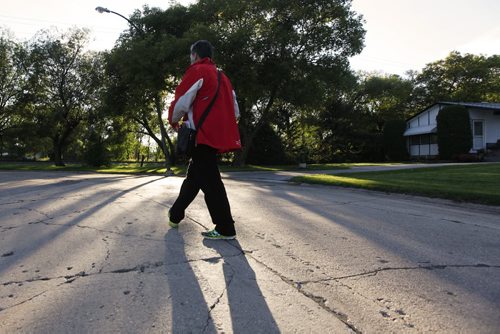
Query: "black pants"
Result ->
[[170, 145, 236, 236]]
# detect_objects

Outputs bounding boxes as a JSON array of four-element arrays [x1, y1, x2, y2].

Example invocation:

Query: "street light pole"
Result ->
[[95, 6, 144, 35]]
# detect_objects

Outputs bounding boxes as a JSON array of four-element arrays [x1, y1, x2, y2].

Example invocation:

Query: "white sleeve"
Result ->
[[232, 90, 240, 120], [172, 79, 204, 124]]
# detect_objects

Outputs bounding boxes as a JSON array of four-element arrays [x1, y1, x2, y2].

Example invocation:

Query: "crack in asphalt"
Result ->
[[27, 219, 166, 242], [1, 225, 22, 232], [440, 218, 499, 230], [202, 262, 236, 334], [0, 200, 26, 206], [0, 252, 246, 317], [299, 263, 500, 284], [212, 240, 500, 334], [312, 278, 417, 330], [346, 202, 500, 231], [98, 237, 112, 274], [185, 216, 211, 231], [0, 289, 50, 313], [221, 241, 362, 334], [0, 254, 246, 289]]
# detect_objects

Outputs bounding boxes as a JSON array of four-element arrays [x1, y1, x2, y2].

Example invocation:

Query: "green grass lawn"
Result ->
[[0, 161, 355, 175], [0, 162, 184, 174], [292, 163, 500, 206]]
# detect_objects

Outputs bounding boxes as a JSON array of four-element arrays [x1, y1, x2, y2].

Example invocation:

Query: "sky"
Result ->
[[1, 0, 499, 76], [350, 0, 500, 75]]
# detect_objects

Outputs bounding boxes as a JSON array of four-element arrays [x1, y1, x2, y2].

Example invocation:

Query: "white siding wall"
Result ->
[[408, 144, 438, 157], [469, 109, 500, 145], [430, 143, 439, 155], [410, 145, 419, 156], [407, 105, 441, 157], [428, 106, 439, 126], [409, 118, 419, 129], [408, 105, 439, 129]]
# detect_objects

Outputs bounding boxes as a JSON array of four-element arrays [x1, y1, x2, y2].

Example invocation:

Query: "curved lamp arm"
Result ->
[[95, 6, 144, 34]]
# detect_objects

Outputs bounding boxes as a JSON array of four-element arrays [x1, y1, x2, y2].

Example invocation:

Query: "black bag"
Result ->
[[176, 70, 221, 157], [176, 123, 197, 156]]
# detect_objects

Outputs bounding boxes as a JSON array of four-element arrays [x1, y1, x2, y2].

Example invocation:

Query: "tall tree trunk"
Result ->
[[154, 95, 175, 171], [53, 138, 65, 166], [52, 122, 77, 167]]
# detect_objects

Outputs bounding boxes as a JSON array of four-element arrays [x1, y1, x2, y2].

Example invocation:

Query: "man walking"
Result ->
[[167, 40, 241, 240]]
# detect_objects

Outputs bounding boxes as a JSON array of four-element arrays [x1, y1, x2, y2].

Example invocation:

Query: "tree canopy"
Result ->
[[1, 2, 499, 165]]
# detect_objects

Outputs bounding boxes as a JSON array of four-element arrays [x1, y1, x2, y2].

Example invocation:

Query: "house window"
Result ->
[[473, 121, 483, 136], [410, 136, 420, 146], [420, 135, 430, 145], [430, 134, 438, 144]]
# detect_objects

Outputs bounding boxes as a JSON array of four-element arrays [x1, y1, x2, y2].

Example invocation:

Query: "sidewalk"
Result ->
[[221, 162, 476, 183]]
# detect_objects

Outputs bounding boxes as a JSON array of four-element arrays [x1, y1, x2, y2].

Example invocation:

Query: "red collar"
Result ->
[[188, 57, 215, 69]]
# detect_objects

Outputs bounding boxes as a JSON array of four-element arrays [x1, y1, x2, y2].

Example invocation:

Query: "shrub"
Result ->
[[436, 105, 472, 160], [246, 124, 287, 165], [383, 120, 408, 161], [84, 132, 110, 167]]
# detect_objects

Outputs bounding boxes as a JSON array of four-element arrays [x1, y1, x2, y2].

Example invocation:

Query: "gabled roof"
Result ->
[[403, 125, 437, 136], [439, 101, 500, 110], [407, 101, 500, 122]]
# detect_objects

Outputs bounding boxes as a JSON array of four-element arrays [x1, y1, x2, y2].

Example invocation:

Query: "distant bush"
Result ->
[[84, 133, 110, 167], [383, 120, 408, 161], [437, 105, 472, 160], [246, 124, 287, 165]]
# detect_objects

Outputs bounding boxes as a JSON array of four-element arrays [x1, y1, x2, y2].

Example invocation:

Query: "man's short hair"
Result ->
[[191, 40, 214, 59]]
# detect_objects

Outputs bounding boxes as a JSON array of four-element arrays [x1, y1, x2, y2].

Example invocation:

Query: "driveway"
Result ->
[[1, 170, 499, 333]]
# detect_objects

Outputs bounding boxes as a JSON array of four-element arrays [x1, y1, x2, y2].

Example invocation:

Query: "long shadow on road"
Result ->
[[203, 239, 280, 334], [0, 175, 165, 277], [233, 179, 500, 307], [163, 229, 280, 333], [164, 229, 216, 333]]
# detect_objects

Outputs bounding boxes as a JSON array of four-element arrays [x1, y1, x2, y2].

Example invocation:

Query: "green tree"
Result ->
[[436, 105, 472, 160], [358, 73, 415, 132], [382, 120, 408, 161], [106, 1, 364, 166], [188, 0, 365, 165], [414, 52, 500, 109], [0, 30, 28, 156], [105, 5, 196, 170], [24, 28, 104, 165], [246, 123, 287, 164]]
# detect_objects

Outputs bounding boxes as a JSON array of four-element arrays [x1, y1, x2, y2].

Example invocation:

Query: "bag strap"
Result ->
[[196, 70, 221, 131]]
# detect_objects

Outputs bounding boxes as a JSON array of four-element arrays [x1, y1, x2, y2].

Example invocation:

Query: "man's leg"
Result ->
[[196, 145, 236, 236], [169, 154, 201, 224]]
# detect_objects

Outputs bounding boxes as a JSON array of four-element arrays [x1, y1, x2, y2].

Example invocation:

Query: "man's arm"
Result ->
[[168, 68, 203, 127], [171, 79, 203, 125], [232, 90, 240, 120]]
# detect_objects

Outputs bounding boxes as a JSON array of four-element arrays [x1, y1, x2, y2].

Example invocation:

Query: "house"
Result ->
[[404, 102, 500, 158]]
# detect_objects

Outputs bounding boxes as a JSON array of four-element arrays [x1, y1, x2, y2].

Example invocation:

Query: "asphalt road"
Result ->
[[1, 170, 499, 333]]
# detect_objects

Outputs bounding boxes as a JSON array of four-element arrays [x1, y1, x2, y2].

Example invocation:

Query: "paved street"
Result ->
[[1, 170, 499, 333]]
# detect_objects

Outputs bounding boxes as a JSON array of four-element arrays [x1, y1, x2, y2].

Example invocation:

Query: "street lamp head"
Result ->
[[95, 6, 110, 14]]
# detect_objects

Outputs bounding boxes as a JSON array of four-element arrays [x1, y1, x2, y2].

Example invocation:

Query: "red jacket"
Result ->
[[168, 58, 241, 153]]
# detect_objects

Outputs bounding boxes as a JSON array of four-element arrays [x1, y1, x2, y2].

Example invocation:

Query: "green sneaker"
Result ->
[[168, 211, 179, 228], [201, 229, 236, 240]]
